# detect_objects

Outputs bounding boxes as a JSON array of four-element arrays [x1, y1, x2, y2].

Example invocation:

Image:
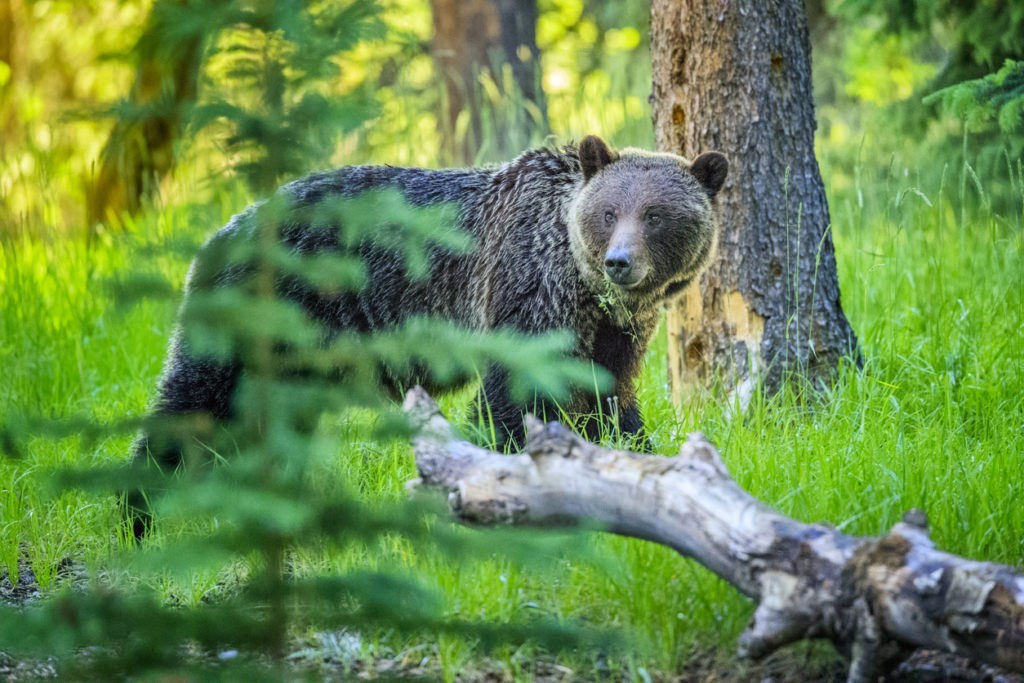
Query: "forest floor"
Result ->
[[2, 556, 1019, 682]]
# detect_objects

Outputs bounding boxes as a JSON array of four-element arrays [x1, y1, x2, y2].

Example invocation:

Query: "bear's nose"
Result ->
[[604, 249, 634, 284]]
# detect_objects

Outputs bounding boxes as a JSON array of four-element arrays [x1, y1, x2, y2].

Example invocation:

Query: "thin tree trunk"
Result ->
[[430, 0, 546, 165], [651, 0, 858, 404], [86, 0, 204, 236], [803, 0, 837, 45], [0, 0, 20, 141], [430, 0, 498, 165], [494, 0, 547, 132]]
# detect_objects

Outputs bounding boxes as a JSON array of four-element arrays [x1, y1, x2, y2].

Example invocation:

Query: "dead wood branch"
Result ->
[[403, 387, 1024, 682]]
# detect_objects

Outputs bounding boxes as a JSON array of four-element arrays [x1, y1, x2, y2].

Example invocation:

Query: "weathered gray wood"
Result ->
[[404, 387, 1024, 682]]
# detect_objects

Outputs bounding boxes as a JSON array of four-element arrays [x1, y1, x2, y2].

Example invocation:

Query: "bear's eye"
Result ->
[[647, 212, 663, 227], [603, 210, 616, 225]]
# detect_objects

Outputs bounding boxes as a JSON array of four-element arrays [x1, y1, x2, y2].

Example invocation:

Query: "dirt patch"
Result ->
[[0, 652, 57, 683], [1, 558, 58, 681], [0, 559, 42, 607], [890, 650, 1022, 683], [2, 561, 1022, 681]]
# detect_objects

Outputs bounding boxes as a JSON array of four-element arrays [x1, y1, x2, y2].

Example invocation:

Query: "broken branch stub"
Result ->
[[403, 387, 1024, 682]]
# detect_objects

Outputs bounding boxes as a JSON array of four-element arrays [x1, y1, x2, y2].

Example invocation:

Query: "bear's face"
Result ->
[[568, 135, 727, 309]]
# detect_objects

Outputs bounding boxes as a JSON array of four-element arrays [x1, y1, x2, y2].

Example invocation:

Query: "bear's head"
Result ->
[[568, 135, 727, 310]]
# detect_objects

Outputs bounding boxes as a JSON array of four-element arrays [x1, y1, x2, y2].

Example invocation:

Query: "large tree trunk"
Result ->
[[404, 387, 1024, 682], [429, 0, 546, 165], [651, 0, 858, 404], [86, 0, 204, 237]]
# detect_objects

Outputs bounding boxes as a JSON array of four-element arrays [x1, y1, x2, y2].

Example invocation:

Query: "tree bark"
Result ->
[[404, 387, 1024, 682], [429, 0, 546, 165], [650, 0, 859, 404], [86, 0, 204, 236]]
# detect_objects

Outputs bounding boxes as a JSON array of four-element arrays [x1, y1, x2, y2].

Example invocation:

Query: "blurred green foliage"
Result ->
[[839, 28, 937, 105], [928, 59, 1024, 134], [829, 0, 1024, 150], [0, 0, 142, 236], [180, 0, 385, 193], [0, 0, 614, 676], [0, 0, 654, 237], [835, 0, 1024, 79]]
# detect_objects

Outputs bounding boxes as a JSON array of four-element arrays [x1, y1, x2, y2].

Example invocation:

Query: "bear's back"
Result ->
[[297, 150, 586, 333]]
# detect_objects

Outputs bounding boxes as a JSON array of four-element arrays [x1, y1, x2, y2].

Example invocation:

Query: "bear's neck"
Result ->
[[592, 283, 663, 331]]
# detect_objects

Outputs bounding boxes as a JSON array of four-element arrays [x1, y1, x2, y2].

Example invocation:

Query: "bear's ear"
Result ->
[[690, 152, 729, 198], [579, 135, 614, 181]]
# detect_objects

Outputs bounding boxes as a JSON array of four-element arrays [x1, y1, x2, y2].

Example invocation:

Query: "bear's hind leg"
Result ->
[[126, 343, 241, 539]]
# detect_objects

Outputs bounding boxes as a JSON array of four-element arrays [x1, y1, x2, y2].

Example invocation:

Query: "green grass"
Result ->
[[1, 150, 1022, 677]]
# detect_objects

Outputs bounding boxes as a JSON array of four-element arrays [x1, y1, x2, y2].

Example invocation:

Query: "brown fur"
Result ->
[[135, 135, 727, 479]]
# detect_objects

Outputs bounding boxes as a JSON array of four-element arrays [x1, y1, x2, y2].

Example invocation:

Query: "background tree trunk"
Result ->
[[494, 0, 546, 131], [0, 0, 20, 140], [430, 0, 546, 164], [85, 0, 204, 236], [651, 0, 859, 404]]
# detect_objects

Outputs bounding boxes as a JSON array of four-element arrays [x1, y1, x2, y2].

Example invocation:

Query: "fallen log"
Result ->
[[402, 387, 1024, 682]]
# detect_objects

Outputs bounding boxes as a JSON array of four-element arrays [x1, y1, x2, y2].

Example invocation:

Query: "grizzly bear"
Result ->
[[129, 135, 726, 534]]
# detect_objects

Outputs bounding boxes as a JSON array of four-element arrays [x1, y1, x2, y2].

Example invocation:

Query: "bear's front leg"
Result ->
[[613, 399, 654, 452], [473, 366, 561, 452], [616, 400, 644, 436], [584, 389, 651, 452]]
